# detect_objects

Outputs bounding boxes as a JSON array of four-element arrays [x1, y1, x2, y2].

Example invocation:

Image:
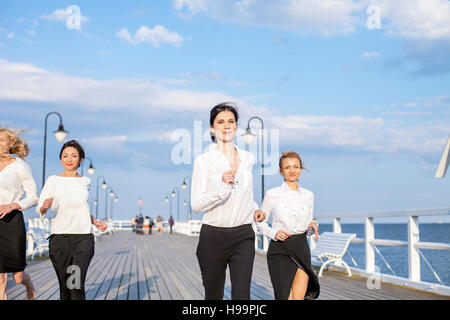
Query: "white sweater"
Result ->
[[37, 175, 92, 234]]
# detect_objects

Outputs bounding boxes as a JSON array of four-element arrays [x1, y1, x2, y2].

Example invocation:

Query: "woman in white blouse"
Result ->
[[257, 151, 320, 300], [191, 102, 265, 300], [0, 128, 38, 300], [37, 140, 106, 300]]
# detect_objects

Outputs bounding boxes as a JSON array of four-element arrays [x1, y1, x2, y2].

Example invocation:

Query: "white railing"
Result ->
[[172, 220, 202, 236], [254, 207, 450, 296], [113, 220, 133, 230]]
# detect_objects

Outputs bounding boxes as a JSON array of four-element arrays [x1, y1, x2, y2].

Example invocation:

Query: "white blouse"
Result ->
[[0, 157, 38, 211], [191, 143, 259, 228], [37, 175, 92, 234], [257, 182, 314, 240]]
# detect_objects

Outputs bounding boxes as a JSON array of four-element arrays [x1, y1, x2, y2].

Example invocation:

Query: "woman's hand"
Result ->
[[222, 170, 235, 186], [254, 210, 266, 222], [308, 220, 319, 240], [94, 220, 107, 232], [0, 204, 17, 219], [40, 197, 53, 215], [275, 229, 292, 242]]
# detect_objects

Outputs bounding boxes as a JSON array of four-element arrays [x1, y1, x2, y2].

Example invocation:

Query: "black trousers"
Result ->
[[49, 234, 95, 300], [196, 224, 255, 300]]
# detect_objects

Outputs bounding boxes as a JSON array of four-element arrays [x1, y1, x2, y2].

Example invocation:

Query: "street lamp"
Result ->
[[165, 193, 172, 219], [95, 176, 107, 219], [181, 176, 192, 220], [81, 157, 95, 176], [111, 196, 118, 221], [435, 136, 450, 178], [172, 187, 181, 221], [42, 112, 68, 187], [105, 186, 114, 220], [242, 116, 265, 200]]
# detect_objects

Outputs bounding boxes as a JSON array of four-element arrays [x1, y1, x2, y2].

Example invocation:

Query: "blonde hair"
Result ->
[[279, 151, 306, 171], [0, 127, 30, 159]]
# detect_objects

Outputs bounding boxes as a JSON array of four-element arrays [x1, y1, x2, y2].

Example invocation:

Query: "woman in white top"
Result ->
[[257, 151, 320, 300], [0, 128, 38, 300], [37, 140, 106, 300], [191, 102, 265, 300]]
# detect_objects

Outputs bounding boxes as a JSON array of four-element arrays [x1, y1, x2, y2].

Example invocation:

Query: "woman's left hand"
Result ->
[[308, 220, 319, 240], [0, 204, 17, 219], [95, 220, 108, 232]]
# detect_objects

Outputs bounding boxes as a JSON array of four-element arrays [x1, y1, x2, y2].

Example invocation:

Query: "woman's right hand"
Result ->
[[41, 197, 53, 211], [222, 170, 235, 185], [275, 229, 292, 242]]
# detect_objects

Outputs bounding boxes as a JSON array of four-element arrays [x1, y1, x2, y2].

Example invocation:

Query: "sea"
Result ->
[[269, 223, 450, 286]]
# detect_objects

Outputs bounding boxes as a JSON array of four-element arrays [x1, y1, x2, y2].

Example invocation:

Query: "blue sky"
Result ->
[[1, 0, 449, 224]]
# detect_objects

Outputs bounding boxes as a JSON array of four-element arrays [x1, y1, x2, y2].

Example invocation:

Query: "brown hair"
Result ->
[[0, 127, 30, 159], [59, 140, 85, 169], [279, 151, 306, 171]]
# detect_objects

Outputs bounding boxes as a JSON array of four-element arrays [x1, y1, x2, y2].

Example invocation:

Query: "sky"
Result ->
[[1, 0, 449, 224]]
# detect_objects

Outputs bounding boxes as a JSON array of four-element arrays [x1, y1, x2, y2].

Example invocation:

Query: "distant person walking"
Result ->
[[37, 140, 107, 300], [191, 103, 265, 300], [168, 215, 174, 233], [257, 151, 320, 300], [0, 128, 38, 300], [156, 215, 163, 234]]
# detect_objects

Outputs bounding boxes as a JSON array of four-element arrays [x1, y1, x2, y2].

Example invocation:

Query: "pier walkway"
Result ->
[[6, 230, 449, 300]]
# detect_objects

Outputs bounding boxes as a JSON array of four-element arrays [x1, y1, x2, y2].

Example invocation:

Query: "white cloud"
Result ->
[[396, 95, 450, 108], [6, 33, 14, 39], [362, 51, 381, 58], [117, 25, 183, 47], [40, 8, 89, 24], [372, 0, 450, 40], [172, 0, 450, 40], [0, 58, 447, 156]]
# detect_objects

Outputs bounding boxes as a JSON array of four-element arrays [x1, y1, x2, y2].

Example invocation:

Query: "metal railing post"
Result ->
[[408, 215, 421, 282], [365, 217, 375, 273]]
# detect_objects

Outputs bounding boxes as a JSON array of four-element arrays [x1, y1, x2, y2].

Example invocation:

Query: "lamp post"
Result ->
[[42, 112, 68, 188], [111, 196, 118, 221], [181, 176, 192, 220], [435, 135, 450, 178], [81, 157, 95, 176], [172, 187, 181, 221], [95, 176, 107, 219], [242, 116, 265, 200], [105, 186, 114, 220], [165, 193, 172, 219]]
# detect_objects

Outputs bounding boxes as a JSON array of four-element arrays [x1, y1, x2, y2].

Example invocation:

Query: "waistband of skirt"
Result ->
[[201, 223, 253, 232]]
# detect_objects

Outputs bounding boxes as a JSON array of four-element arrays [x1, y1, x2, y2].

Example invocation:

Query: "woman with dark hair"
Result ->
[[257, 151, 320, 300], [191, 102, 266, 300], [0, 128, 38, 300], [37, 140, 107, 300]]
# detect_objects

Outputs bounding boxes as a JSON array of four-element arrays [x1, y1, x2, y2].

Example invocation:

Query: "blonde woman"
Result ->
[[0, 128, 38, 300], [257, 151, 320, 300]]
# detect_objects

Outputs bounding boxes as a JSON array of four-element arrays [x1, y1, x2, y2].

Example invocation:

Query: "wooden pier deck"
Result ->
[[6, 230, 449, 300]]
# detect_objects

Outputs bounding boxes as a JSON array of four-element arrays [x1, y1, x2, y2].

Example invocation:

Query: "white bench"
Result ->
[[311, 232, 356, 277]]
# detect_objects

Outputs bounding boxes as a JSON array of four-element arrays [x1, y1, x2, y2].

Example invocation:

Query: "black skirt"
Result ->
[[0, 210, 27, 273], [267, 233, 320, 300]]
